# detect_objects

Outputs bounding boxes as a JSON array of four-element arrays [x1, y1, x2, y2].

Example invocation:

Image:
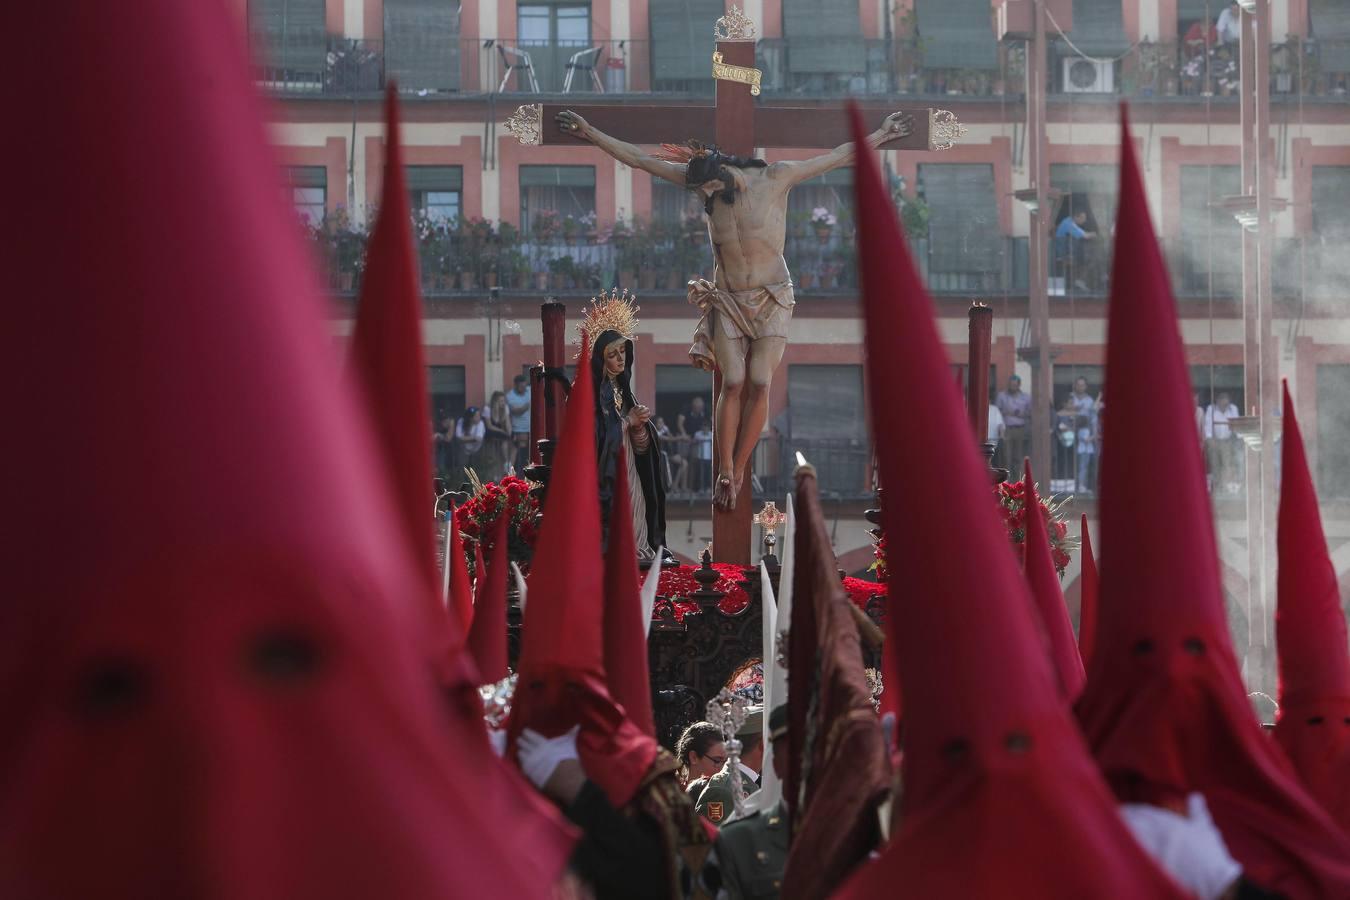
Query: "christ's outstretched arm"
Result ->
[[768, 111, 914, 187], [555, 110, 688, 186]]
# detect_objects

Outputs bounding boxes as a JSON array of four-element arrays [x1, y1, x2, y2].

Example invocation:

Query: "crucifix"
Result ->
[[506, 7, 965, 565]]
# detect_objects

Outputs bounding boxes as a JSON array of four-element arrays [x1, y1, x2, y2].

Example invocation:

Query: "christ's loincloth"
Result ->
[[686, 278, 795, 371]]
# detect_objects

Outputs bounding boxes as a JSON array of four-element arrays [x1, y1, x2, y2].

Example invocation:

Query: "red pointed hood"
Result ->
[[1273, 382, 1350, 833], [1022, 461, 1086, 700], [1074, 107, 1350, 896], [447, 502, 475, 633], [602, 445, 656, 737], [1078, 514, 1099, 665], [834, 103, 1185, 899], [0, 3, 574, 895], [349, 87, 438, 600], [466, 514, 511, 685], [509, 335, 657, 808]]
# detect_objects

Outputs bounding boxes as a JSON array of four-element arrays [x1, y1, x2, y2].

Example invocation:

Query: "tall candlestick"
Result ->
[[540, 298, 567, 442], [529, 362, 545, 466], [967, 302, 992, 444]]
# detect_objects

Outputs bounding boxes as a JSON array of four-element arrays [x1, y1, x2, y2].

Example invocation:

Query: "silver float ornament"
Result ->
[[706, 687, 752, 818]]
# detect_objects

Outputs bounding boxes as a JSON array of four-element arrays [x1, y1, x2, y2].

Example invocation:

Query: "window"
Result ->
[[1050, 164, 1117, 294], [1311, 0, 1350, 74], [384, 0, 461, 92], [655, 365, 713, 432], [247, 0, 327, 87], [914, 0, 998, 70], [286, 166, 327, 226], [650, 0, 722, 92], [428, 366, 467, 423], [786, 365, 868, 496], [1318, 365, 1350, 497], [918, 163, 1002, 290], [519, 165, 596, 234], [782, 0, 865, 86], [517, 2, 592, 92], [409, 166, 463, 225], [1312, 166, 1350, 237], [652, 176, 703, 224], [1176, 165, 1241, 296], [1191, 365, 1244, 414]]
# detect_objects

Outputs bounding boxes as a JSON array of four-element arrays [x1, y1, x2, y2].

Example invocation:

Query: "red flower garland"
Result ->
[[647, 564, 885, 624], [872, 480, 1074, 580]]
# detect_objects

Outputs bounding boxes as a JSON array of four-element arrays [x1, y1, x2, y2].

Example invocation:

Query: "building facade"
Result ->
[[242, 0, 1350, 661]]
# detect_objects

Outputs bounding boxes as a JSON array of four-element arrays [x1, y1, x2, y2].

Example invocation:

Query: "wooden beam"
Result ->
[[538, 103, 937, 151]]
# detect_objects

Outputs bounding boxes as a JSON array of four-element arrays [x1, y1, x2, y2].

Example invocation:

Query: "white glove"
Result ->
[[487, 727, 507, 758], [1120, 793, 1242, 900], [517, 726, 580, 790]]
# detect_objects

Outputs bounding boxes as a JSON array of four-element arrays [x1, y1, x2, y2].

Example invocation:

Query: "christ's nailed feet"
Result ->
[[714, 473, 736, 510]]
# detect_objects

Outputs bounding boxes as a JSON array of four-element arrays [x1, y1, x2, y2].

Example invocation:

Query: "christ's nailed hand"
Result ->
[[883, 111, 915, 137], [555, 110, 589, 139]]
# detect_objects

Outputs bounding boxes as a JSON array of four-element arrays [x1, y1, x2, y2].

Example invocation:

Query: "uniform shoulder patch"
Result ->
[[707, 801, 724, 822]]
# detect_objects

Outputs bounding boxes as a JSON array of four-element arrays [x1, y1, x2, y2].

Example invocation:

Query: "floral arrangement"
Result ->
[[995, 480, 1075, 574], [810, 206, 838, 228], [870, 480, 1075, 582], [453, 473, 540, 565]]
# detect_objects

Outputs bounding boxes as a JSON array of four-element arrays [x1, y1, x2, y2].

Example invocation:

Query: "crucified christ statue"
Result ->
[[555, 108, 913, 509]]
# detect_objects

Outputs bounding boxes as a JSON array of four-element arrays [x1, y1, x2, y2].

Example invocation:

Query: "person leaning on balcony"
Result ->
[[1203, 391, 1242, 495], [996, 375, 1031, 470], [506, 373, 532, 473], [1216, 2, 1242, 46], [1055, 211, 1098, 291]]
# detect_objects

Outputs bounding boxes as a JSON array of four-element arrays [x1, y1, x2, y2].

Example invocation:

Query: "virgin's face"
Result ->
[[603, 341, 626, 377]]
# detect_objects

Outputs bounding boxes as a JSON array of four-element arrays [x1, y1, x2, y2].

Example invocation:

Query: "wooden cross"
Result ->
[[507, 9, 963, 564]]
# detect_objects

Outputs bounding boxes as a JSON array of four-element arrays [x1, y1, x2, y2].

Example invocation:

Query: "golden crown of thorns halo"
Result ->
[[577, 288, 641, 352]]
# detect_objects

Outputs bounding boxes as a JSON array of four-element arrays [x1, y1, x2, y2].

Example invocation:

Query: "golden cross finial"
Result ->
[[753, 501, 787, 535]]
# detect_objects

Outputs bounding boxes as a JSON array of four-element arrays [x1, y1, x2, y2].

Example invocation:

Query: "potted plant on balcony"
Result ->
[[548, 255, 576, 291], [531, 209, 561, 245], [830, 243, 855, 289], [811, 207, 837, 241], [327, 206, 367, 292], [897, 194, 930, 243]]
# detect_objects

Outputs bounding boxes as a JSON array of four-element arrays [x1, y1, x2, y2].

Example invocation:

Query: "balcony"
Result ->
[[250, 31, 1350, 102]]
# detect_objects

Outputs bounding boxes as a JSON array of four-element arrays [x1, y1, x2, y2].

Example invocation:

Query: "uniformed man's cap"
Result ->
[[768, 704, 788, 742], [736, 705, 764, 738]]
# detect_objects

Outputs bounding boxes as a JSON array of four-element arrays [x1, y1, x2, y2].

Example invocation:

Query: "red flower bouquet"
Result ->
[[453, 474, 540, 567]]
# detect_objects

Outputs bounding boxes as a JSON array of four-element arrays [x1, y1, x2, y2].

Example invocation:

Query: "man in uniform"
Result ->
[[715, 705, 790, 899], [695, 706, 763, 824]]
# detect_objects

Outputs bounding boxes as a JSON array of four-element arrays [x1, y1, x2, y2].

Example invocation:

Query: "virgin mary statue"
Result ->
[[580, 290, 668, 562]]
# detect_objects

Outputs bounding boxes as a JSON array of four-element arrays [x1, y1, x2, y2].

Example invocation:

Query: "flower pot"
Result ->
[[339, 272, 354, 291], [818, 273, 835, 290], [619, 269, 636, 288], [639, 269, 657, 290], [798, 272, 815, 290], [534, 271, 550, 290], [458, 272, 475, 291], [550, 273, 566, 291], [485, 272, 498, 289], [814, 226, 833, 241]]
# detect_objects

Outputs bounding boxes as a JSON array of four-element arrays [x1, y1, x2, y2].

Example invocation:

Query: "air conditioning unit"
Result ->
[[1062, 57, 1113, 93]]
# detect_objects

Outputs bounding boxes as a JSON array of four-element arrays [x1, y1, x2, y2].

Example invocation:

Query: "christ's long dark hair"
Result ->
[[685, 146, 767, 213]]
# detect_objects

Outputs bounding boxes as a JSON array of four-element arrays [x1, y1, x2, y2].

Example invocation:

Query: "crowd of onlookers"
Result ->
[[989, 373, 1246, 497], [433, 381, 720, 496], [434, 374, 533, 483]]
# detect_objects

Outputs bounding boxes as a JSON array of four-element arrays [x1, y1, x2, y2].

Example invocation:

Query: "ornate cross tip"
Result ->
[[753, 502, 787, 534], [928, 109, 969, 151], [506, 104, 543, 146], [714, 6, 757, 41]]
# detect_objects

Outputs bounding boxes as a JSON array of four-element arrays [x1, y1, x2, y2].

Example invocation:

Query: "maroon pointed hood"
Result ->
[[1274, 381, 1350, 833], [349, 87, 439, 604], [0, 4, 573, 895], [1074, 107, 1350, 897], [466, 513, 511, 684], [1078, 514, 1100, 665], [1022, 460, 1086, 700], [834, 103, 1186, 898]]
